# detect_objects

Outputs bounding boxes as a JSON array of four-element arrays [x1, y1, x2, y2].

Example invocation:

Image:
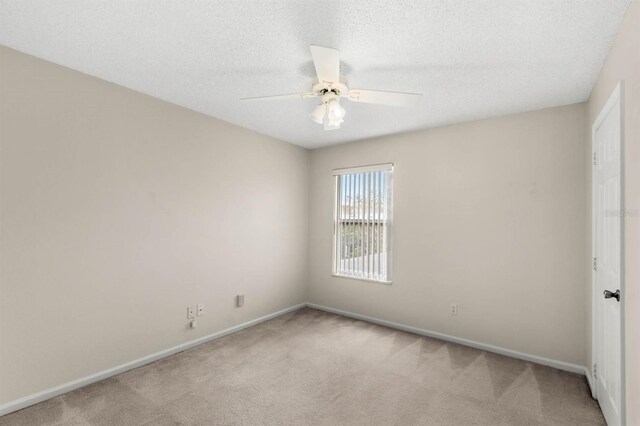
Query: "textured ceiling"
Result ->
[[0, 1, 631, 149]]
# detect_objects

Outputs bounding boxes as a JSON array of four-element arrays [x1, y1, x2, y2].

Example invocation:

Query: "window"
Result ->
[[333, 163, 393, 283]]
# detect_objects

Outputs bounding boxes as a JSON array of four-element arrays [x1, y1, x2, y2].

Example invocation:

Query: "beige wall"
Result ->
[[0, 46, 309, 404], [586, 1, 640, 423], [308, 104, 588, 365]]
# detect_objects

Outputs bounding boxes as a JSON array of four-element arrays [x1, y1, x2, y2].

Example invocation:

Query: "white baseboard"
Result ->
[[585, 367, 597, 399], [307, 303, 587, 376], [0, 303, 306, 417], [1, 301, 590, 417]]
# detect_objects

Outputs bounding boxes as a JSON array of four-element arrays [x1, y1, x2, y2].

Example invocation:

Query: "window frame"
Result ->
[[331, 163, 394, 285]]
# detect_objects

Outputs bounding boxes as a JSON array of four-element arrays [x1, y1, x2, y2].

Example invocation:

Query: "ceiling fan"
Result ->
[[241, 45, 422, 130]]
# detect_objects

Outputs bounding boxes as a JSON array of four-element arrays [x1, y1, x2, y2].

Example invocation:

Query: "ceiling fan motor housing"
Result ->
[[312, 82, 348, 98]]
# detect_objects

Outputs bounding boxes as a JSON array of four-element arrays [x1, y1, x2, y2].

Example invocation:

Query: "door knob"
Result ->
[[603, 289, 620, 302]]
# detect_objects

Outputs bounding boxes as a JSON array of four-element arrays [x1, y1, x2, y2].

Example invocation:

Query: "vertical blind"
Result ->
[[333, 163, 393, 282]]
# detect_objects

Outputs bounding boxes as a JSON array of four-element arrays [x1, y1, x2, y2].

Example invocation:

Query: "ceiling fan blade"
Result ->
[[241, 92, 317, 101], [347, 89, 422, 107], [310, 45, 340, 85]]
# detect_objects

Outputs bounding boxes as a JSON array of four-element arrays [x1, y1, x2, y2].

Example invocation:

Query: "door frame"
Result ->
[[591, 81, 625, 423]]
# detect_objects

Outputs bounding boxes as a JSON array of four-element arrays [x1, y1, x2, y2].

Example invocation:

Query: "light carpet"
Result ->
[[0, 307, 604, 425]]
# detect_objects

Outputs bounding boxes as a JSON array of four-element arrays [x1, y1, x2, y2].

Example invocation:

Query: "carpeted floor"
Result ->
[[0, 307, 604, 425]]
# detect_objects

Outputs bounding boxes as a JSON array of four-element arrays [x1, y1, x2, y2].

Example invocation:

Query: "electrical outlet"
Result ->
[[449, 303, 458, 315], [187, 306, 195, 319], [197, 304, 204, 316], [237, 294, 245, 307]]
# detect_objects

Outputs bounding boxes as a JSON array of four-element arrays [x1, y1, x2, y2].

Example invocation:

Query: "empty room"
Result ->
[[0, 1, 638, 425]]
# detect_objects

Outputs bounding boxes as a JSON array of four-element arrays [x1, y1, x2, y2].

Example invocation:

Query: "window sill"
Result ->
[[331, 274, 392, 286]]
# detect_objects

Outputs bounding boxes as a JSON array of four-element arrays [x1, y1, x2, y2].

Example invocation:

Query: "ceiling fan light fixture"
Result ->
[[325, 120, 342, 130], [327, 98, 346, 119], [309, 103, 326, 124], [326, 109, 344, 129]]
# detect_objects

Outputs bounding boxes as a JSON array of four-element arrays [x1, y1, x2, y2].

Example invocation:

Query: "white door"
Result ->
[[593, 83, 623, 426]]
